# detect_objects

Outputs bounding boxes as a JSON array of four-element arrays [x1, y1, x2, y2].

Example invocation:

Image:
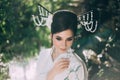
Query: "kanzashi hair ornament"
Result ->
[[32, 4, 52, 27], [32, 4, 98, 33], [78, 10, 98, 33]]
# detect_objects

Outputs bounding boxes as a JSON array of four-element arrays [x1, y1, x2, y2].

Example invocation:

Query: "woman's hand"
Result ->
[[47, 58, 70, 80]]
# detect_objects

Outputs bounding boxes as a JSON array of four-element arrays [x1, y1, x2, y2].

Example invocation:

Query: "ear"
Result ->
[[50, 34, 54, 42], [50, 34, 53, 46], [50, 34, 53, 39]]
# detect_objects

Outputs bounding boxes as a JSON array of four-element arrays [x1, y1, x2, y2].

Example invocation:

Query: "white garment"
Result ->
[[34, 48, 88, 80]]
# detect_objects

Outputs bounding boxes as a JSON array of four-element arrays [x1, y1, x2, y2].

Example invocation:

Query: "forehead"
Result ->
[[53, 29, 73, 38]]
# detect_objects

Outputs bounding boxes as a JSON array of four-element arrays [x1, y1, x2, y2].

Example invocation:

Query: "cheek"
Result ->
[[52, 38, 60, 47], [66, 40, 73, 48], [67, 41, 73, 46]]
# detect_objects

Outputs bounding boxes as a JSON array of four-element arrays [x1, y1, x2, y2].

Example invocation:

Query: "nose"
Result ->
[[61, 40, 67, 48]]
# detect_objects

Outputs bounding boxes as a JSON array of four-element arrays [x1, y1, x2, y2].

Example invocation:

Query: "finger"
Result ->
[[61, 58, 69, 61], [58, 58, 70, 63], [59, 61, 70, 68], [57, 61, 70, 67], [59, 64, 69, 69]]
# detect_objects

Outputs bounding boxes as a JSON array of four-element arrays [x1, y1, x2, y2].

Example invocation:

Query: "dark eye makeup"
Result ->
[[56, 37, 61, 41], [56, 36, 73, 41], [67, 38, 73, 41]]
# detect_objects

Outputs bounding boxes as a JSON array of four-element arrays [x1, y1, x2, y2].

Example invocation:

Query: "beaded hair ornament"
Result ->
[[32, 4, 98, 33]]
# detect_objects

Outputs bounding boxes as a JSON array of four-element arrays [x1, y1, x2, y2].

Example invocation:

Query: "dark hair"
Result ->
[[51, 10, 77, 36]]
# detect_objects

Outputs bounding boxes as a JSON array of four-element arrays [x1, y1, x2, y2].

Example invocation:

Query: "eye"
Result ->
[[67, 38, 73, 41], [56, 37, 62, 41]]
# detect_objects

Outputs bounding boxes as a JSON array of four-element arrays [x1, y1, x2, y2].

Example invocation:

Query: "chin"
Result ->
[[60, 50, 67, 53]]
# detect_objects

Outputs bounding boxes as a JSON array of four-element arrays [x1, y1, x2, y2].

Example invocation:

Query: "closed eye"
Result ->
[[56, 37, 62, 41], [67, 38, 73, 41], [55, 36, 73, 41]]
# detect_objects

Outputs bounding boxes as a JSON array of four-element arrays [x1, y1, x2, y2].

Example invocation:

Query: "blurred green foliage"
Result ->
[[0, 0, 51, 62], [0, 0, 74, 79], [0, 0, 76, 62], [0, 0, 120, 80]]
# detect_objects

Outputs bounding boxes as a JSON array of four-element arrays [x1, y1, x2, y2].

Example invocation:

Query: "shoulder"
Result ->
[[39, 48, 51, 54], [73, 53, 83, 61], [70, 52, 87, 67], [72, 53, 88, 79], [37, 48, 52, 59], [69, 49, 83, 61]]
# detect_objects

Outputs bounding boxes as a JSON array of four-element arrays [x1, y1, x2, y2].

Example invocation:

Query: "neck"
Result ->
[[53, 49, 61, 56], [52, 47, 67, 61]]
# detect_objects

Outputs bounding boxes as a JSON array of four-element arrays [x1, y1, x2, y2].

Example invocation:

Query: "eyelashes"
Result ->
[[56, 37, 73, 41], [67, 38, 73, 41], [56, 37, 61, 41]]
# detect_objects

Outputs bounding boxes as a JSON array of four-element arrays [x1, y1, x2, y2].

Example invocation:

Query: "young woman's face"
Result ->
[[52, 29, 74, 54]]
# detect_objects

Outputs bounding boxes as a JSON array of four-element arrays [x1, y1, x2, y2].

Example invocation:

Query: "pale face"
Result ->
[[52, 29, 74, 54]]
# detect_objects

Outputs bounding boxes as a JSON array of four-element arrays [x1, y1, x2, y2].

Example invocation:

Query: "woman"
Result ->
[[35, 10, 88, 80]]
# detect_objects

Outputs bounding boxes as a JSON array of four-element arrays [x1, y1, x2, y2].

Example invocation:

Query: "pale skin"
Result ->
[[47, 29, 74, 80]]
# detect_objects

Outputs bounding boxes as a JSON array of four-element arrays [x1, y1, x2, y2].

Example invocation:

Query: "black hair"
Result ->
[[51, 10, 78, 36]]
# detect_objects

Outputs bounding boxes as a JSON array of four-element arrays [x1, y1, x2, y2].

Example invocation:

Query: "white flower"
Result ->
[[83, 49, 96, 59]]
